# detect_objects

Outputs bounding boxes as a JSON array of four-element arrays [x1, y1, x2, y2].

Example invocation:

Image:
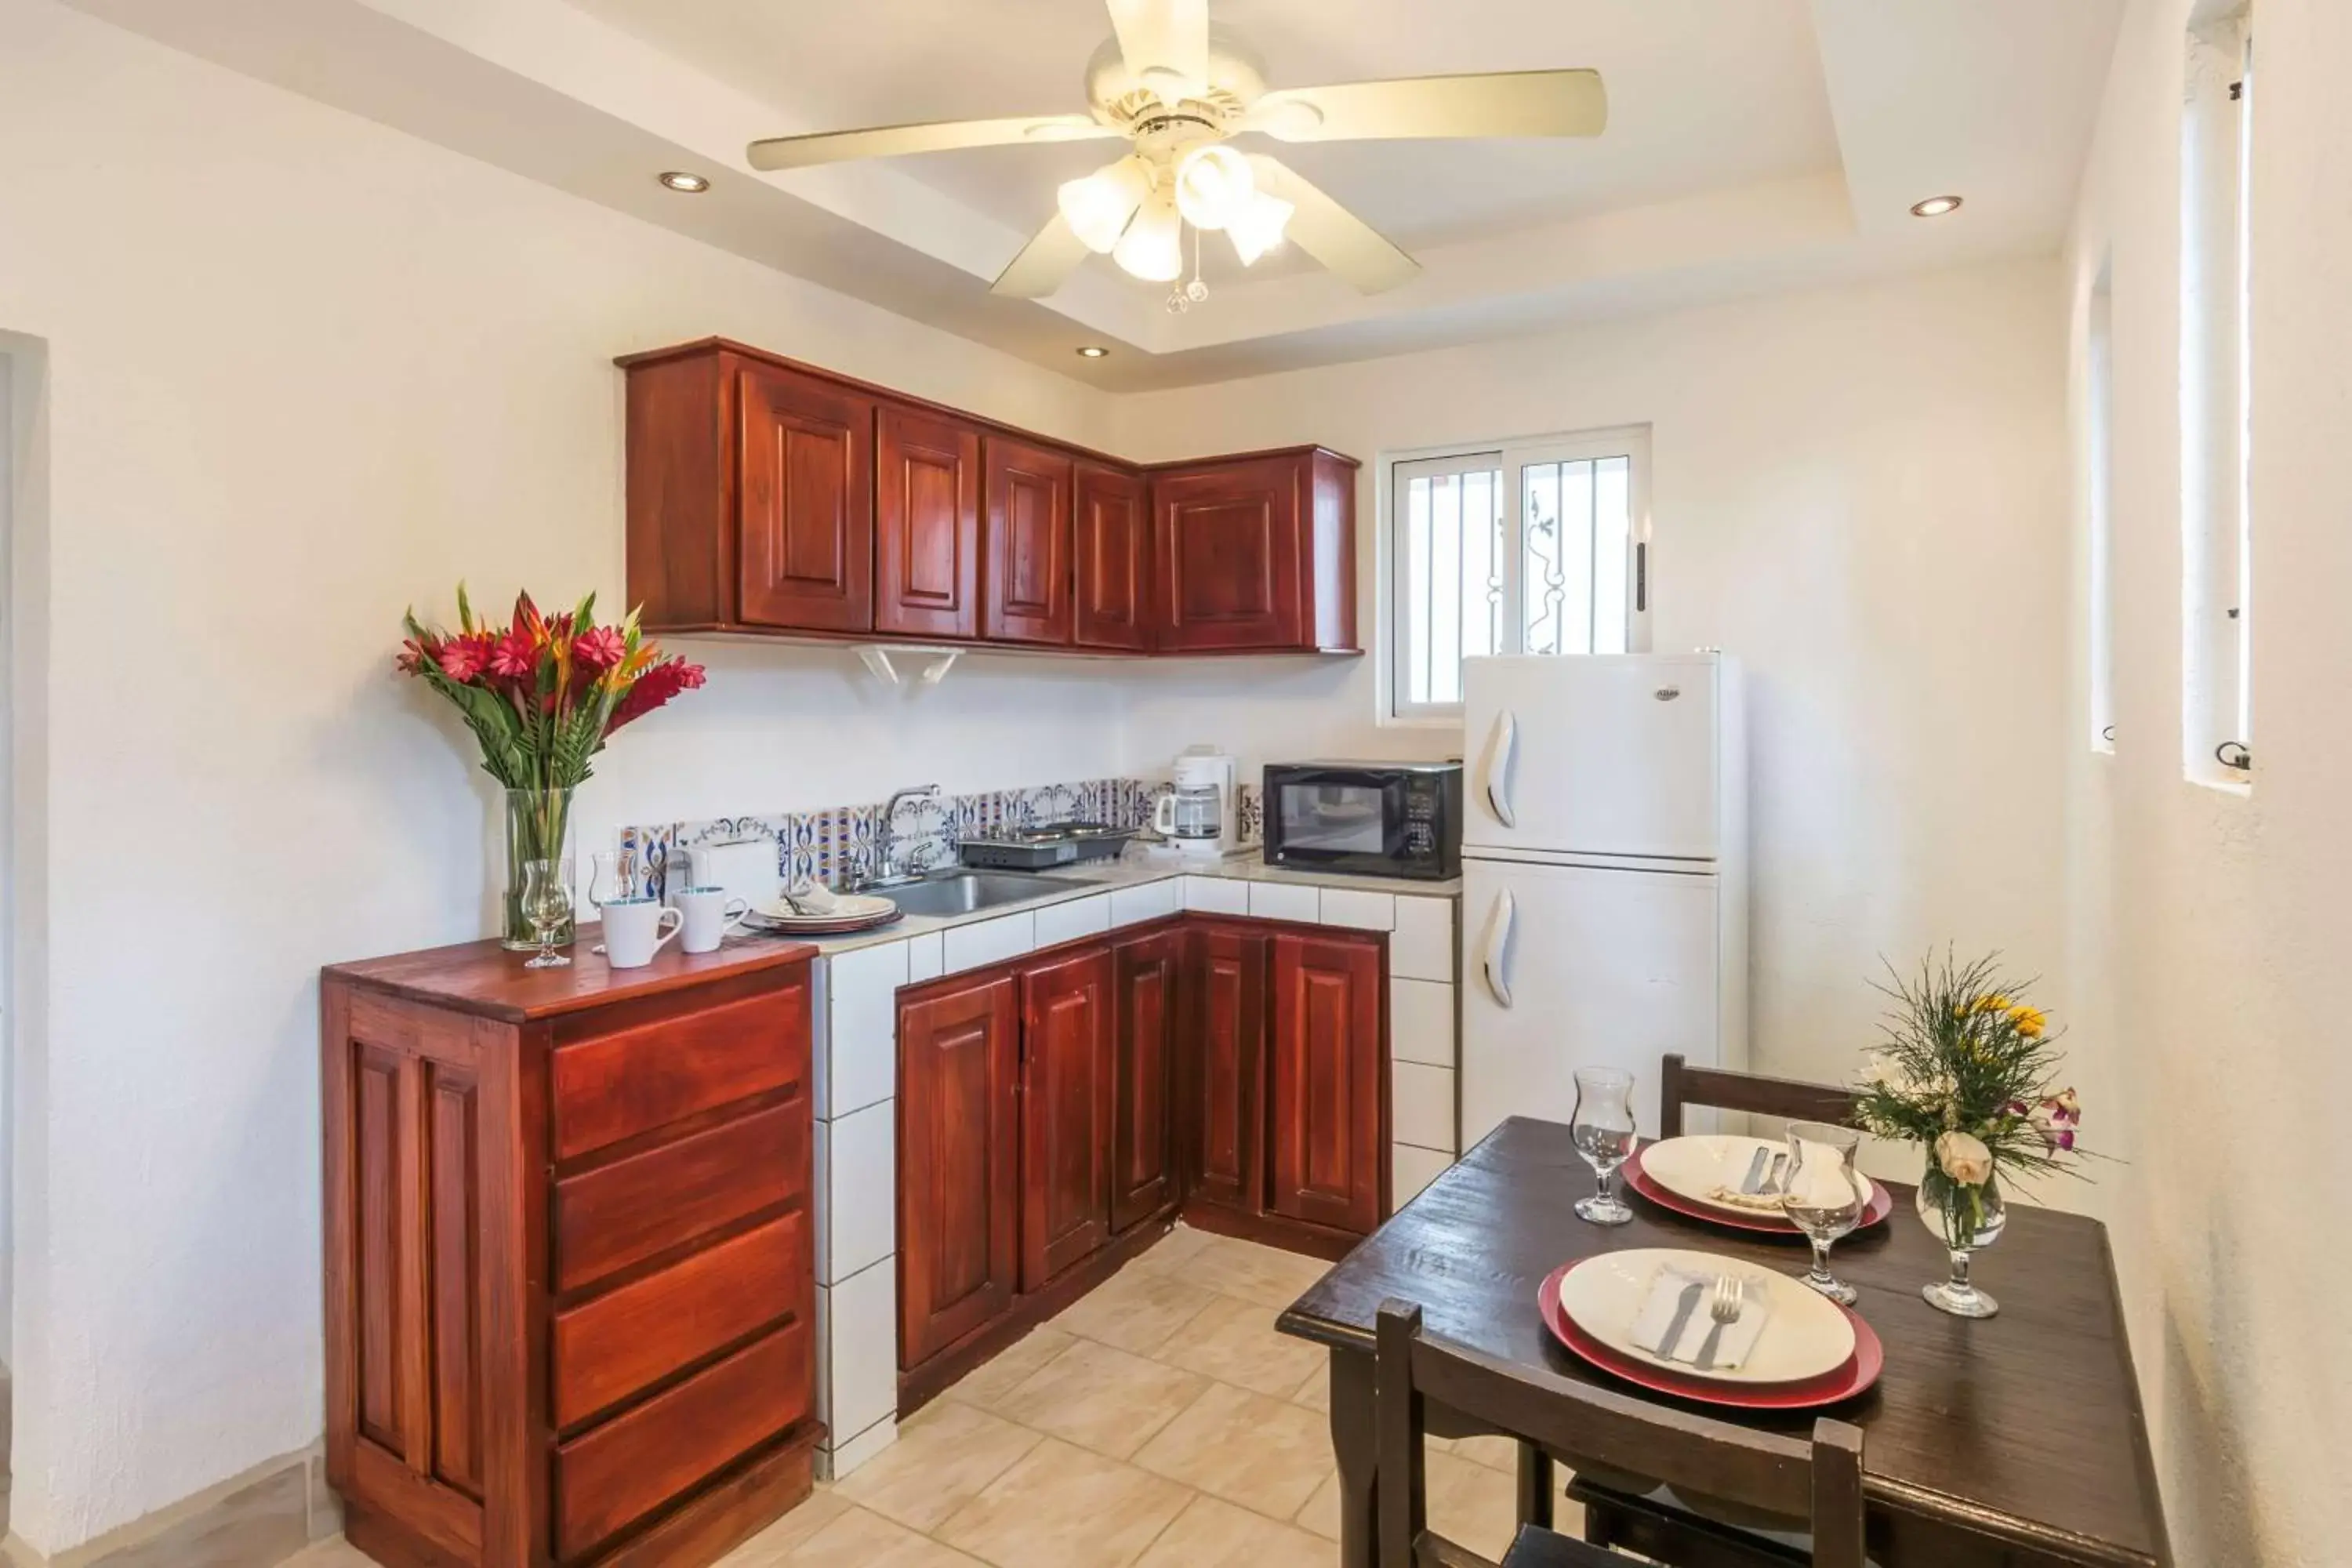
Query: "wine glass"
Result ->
[[521, 858, 574, 970], [1783, 1121, 1868, 1305], [1570, 1067, 1638, 1225]]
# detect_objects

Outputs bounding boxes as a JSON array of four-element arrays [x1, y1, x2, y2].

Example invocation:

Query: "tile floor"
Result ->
[[290, 1225, 1577, 1568]]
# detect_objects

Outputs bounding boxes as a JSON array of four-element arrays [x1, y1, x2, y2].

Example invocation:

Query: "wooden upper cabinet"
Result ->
[[1019, 946, 1115, 1291], [619, 339, 1356, 655], [1268, 931, 1385, 1236], [738, 361, 877, 633], [1073, 463, 1154, 652], [1186, 924, 1268, 1214], [1109, 929, 1180, 1232], [984, 438, 1076, 645], [1153, 448, 1359, 654], [898, 973, 1021, 1370], [876, 402, 983, 640]]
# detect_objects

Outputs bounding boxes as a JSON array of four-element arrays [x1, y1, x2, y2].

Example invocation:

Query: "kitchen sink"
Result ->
[[878, 870, 1076, 917]]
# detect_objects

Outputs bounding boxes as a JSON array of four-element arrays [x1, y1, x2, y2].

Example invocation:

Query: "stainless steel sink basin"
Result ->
[[878, 870, 1074, 917]]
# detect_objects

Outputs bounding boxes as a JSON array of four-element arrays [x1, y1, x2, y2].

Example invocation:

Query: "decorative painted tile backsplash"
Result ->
[[616, 778, 1261, 899]]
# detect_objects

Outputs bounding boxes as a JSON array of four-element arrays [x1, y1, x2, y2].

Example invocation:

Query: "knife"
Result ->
[[1737, 1147, 1769, 1194], [1656, 1279, 1705, 1363]]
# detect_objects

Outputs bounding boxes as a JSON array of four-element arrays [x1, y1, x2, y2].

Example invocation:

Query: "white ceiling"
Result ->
[[568, 0, 1844, 249], [63, 0, 2125, 390]]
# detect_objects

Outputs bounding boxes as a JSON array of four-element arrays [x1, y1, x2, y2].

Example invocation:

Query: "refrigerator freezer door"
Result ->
[[1461, 857, 1719, 1145], [1464, 655, 1719, 861]]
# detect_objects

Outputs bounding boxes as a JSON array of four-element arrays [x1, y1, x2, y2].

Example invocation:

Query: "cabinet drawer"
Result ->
[[552, 984, 810, 1160], [552, 1210, 808, 1429], [553, 1318, 810, 1561], [553, 1099, 807, 1292]]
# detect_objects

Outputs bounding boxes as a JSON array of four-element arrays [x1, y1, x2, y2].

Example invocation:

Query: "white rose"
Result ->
[[1935, 1130, 1994, 1187]]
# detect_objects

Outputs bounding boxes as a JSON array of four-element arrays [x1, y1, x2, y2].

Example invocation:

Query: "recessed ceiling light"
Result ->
[[1910, 194, 1963, 218], [1075, 345, 1111, 359], [658, 171, 711, 194]]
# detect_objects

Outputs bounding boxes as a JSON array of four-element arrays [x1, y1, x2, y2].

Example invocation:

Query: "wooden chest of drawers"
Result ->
[[321, 935, 823, 1568]]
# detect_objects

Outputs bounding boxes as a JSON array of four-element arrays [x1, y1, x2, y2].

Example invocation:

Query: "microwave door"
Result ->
[[1276, 775, 1406, 864]]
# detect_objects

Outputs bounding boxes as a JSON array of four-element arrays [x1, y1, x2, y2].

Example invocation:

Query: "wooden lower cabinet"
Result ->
[[1110, 928, 1181, 1231], [1019, 946, 1115, 1290], [1268, 932, 1386, 1235], [897, 973, 1021, 1369], [894, 913, 1392, 1396], [321, 942, 823, 1568], [1184, 923, 1268, 1213]]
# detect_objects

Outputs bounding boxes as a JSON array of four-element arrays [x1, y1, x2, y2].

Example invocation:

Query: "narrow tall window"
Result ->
[[1386, 428, 1652, 722], [2180, 6, 2253, 783], [2088, 266, 2116, 753]]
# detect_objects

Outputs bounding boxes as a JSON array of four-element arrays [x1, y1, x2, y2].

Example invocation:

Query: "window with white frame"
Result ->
[[2087, 264, 2116, 754], [1386, 427, 1652, 720], [2180, 5, 2252, 782]]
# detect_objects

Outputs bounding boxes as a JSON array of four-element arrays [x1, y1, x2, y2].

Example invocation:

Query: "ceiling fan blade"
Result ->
[[992, 212, 1094, 299], [1243, 69, 1607, 143], [1105, 0, 1210, 97], [748, 113, 1113, 172], [1245, 156, 1421, 295]]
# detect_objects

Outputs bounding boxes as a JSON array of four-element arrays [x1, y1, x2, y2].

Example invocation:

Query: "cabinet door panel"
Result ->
[[898, 975, 1020, 1370], [737, 362, 875, 632], [985, 438, 1076, 645], [1186, 924, 1267, 1212], [1111, 929, 1179, 1232], [1154, 456, 1304, 652], [1020, 946, 1115, 1290], [1073, 463, 1152, 652], [1269, 933, 1384, 1234], [877, 404, 982, 639]]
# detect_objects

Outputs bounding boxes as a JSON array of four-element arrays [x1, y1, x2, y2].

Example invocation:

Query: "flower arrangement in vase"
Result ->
[[1852, 951, 2086, 1319], [399, 586, 705, 950]]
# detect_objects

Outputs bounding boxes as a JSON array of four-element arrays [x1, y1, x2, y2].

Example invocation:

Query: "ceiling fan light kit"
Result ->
[[745, 0, 1608, 309]]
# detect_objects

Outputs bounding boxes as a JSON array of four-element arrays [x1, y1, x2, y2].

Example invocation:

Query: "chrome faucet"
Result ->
[[869, 784, 942, 886]]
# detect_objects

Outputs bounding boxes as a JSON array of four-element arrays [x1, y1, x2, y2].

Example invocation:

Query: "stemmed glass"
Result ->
[[1782, 1121, 1867, 1305], [521, 858, 575, 970], [1570, 1067, 1638, 1225]]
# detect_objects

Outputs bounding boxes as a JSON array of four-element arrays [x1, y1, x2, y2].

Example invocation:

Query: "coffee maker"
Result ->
[[1152, 746, 1242, 858]]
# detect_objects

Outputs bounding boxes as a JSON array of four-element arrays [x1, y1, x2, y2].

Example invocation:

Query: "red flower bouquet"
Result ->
[[401, 586, 705, 946]]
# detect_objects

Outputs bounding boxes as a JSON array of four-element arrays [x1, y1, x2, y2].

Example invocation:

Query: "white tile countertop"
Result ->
[[742, 844, 1460, 959]]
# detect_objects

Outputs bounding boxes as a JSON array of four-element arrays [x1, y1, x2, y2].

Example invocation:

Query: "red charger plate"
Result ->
[[1624, 1147, 1895, 1237], [1537, 1259, 1883, 1410]]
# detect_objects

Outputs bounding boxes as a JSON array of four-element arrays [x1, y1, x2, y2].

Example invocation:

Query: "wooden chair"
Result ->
[[1377, 1300, 1867, 1568], [1658, 1053, 1859, 1140]]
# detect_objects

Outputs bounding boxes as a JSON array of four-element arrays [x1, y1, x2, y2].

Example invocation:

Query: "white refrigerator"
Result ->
[[1458, 653, 1748, 1146]]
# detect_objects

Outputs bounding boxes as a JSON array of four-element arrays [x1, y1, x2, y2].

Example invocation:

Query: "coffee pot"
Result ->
[[1152, 746, 1241, 858]]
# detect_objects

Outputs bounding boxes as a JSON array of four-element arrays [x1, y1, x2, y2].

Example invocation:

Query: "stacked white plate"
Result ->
[[746, 892, 902, 935]]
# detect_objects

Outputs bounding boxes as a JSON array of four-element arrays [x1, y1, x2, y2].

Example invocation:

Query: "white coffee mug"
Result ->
[[601, 896, 682, 969], [677, 885, 751, 954]]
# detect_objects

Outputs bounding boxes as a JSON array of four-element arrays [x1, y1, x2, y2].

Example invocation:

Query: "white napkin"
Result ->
[[787, 880, 842, 914], [1628, 1267, 1775, 1372]]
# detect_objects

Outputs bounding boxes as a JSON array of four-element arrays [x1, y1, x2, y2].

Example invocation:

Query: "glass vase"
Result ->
[[502, 786, 575, 951], [1915, 1162, 2007, 1318]]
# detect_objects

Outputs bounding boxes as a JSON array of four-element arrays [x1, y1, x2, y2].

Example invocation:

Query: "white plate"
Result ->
[[1640, 1134, 1795, 1216], [1556, 1247, 1857, 1385], [752, 893, 900, 925]]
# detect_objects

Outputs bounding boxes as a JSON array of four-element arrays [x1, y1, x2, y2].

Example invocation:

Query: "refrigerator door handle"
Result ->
[[1481, 889, 1515, 1007], [1481, 709, 1519, 829]]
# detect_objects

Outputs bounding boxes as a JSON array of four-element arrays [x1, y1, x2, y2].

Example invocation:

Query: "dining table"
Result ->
[[1276, 1116, 2171, 1568]]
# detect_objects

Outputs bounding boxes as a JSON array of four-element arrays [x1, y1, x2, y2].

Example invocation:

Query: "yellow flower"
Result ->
[[2009, 1005, 2046, 1038]]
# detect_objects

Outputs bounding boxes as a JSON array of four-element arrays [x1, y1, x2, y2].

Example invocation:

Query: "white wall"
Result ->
[[0, 0, 1127, 1550], [1111, 260, 2075, 1096], [2064, 0, 2352, 1559]]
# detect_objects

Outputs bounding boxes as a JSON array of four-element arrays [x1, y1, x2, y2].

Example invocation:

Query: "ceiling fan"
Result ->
[[746, 0, 1606, 309]]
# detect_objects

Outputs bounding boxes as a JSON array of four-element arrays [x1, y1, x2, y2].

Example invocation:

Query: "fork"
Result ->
[[1692, 1275, 1748, 1370], [1760, 1151, 1789, 1196]]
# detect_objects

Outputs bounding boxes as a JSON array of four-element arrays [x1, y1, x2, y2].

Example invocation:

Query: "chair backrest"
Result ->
[[1376, 1299, 1866, 1568], [1659, 1053, 1860, 1141]]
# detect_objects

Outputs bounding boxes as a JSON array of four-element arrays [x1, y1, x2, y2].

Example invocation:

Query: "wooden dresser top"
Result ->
[[324, 929, 821, 1023]]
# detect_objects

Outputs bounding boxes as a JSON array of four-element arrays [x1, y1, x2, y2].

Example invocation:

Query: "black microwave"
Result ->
[[1261, 760, 1463, 880]]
